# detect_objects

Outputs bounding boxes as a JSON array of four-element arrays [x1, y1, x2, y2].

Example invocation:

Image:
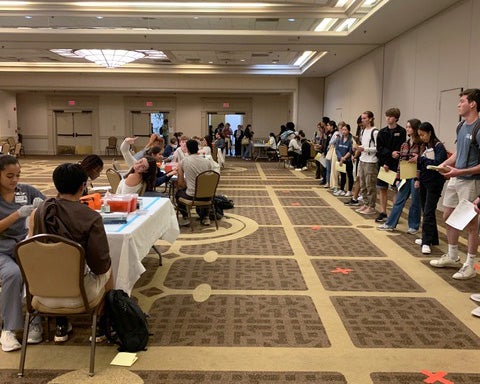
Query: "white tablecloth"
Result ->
[[104, 196, 179, 295]]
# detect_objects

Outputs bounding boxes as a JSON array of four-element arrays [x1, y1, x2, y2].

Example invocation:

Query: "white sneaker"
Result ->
[[294, 168, 302, 171], [339, 190, 346, 196], [357, 195, 363, 201], [470, 293, 480, 304], [345, 191, 352, 197], [377, 223, 394, 232], [201, 217, 211, 226], [178, 217, 190, 227], [430, 254, 461, 268], [472, 306, 480, 318], [0, 330, 21, 352], [333, 190, 341, 196], [27, 323, 43, 344], [301, 166, 308, 171], [414, 238, 422, 245], [422, 245, 431, 254], [407, 228, 418, 235], [452, 263, 477, 280]]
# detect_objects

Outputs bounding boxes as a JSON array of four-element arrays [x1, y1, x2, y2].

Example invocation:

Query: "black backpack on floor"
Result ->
[[104, 289, 149, 352]]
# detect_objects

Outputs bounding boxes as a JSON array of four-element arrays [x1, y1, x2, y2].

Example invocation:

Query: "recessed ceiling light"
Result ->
[[24, 15, 32, 19], [335, 18, 356, 32], [335, 0, 349, 7], [363, 0, 377, 6], [96, 16, 104, 19], [240, 59, 245, 62], [208, 61, 213, 64], [294, 51, 316, 66], [314, 18, 337, 32], [288, 18, 295, 22]]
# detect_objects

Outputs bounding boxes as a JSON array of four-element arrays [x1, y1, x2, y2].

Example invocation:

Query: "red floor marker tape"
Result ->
[[330, 267, 353, 275], [421, 370, 453, 384]]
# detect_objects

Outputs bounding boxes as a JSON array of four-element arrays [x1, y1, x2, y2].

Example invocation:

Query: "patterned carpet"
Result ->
[[1, 156, 479, 384]]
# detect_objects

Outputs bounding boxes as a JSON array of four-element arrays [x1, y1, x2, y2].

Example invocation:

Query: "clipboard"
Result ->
[[377, 167, 397, 185], [335, 161, 347, 173], [399, 161, 417, 179]]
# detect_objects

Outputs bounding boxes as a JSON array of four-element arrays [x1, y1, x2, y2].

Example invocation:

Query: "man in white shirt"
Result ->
[[355, 111, 379, 215]]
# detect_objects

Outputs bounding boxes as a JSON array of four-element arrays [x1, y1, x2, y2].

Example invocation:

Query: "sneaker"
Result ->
[[415, 239, 422, 245], [471, 306, 480, 318], [178, 217, 190, 227], [345, 199, 359, 206], [54, 322, 73, 343], [377, 223, 394, 231], [294, 168, 302, 171], [357, 195, 363, 201], [27, 323, 43, 344], [0, 330, 21, 352], [470, 293, 480, 304], [202, 217, 211, 226], [422, 245, 431, 254], [375, 212, 388, 222], [345, 191, 352, 197], [339, 190, 346, 196], [333, 190, 342, 196], [323, 184, 330, 189], [407, 228, 419, 235], [430, 254, 461, 268], [452, 263, 477, 280], [301, 166, 308, 171]]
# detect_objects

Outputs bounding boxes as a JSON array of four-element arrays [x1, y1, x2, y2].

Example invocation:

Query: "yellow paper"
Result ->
[[377, 167, 397, 185], [399, 161, 417, 179], [110, 352, 138, 367], [335, 161, 347, 173]]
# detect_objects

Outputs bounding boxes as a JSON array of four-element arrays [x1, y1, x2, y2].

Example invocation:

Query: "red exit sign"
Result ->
[[223, 102, 230, 108], [68, 100, 76, 106], [146, 101, 153, 107]]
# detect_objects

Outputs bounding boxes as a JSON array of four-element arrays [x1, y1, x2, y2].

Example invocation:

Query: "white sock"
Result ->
[[448, 244, 458, 260], [465, 253, 476, 267]]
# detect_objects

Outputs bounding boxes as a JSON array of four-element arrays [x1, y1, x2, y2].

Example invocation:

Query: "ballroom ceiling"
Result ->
[[0, 0, 461, 77]]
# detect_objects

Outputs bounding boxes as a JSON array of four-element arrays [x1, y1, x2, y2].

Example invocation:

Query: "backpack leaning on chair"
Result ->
[[103, 289, 150, 352]]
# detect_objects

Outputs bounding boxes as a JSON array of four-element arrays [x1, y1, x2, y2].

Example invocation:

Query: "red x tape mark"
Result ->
[[474, 263, 480, 271], [311, 225, 321, 230], [421, 370, 453, 384], [330, 267, 353, 275], [291, 202, 301, 206]]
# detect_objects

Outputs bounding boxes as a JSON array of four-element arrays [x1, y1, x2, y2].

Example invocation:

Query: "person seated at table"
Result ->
[[288, 133, 302, 169], [133, 133, 164, 160], [30, 163, 112, 342], [172, 135, 189, 164], [79, 154, 104, 196], [119, 137, 157, 194], [267, 132, 278, 158], [162, 137, 177, 160], [200, 135, 212, 157], [176, 139, 215, 227], [0, 154, 44, 352], [146, 146, 177, 188]]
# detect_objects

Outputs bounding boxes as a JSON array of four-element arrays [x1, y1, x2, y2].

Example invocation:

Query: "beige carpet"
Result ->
[[0, 156, 479, 384]]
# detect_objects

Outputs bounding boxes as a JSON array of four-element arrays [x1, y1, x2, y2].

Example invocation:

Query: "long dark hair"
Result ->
[[418, 122, 439, 149], [407, 118, 422, 144], [125, 155, 157, 192]]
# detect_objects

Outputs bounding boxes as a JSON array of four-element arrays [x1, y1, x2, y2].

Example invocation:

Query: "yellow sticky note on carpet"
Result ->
[[110, 352, 138, 367]]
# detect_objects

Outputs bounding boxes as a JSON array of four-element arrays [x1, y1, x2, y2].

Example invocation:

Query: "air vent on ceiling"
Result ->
[[255, 18, 279, 22], [185, 58, 201, 63], [252, 53, 269, 57]]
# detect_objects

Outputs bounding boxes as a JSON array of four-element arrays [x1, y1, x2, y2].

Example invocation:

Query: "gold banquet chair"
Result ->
[[15, 234, 106, 378], [106, 167, 122, 194], [277, 144, 293, 168], [177, 170, 220, 231]]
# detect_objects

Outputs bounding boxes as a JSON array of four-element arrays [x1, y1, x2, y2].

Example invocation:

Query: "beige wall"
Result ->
[[297, 77, 325, 138], [0, 91, 18, 141], [324, 0, 478, 149]]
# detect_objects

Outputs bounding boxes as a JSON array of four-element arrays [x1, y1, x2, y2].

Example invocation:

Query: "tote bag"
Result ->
[[325, 145, 335, 161]]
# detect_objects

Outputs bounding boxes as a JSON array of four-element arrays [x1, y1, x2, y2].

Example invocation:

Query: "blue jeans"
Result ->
[[385, 178, 421, 230]]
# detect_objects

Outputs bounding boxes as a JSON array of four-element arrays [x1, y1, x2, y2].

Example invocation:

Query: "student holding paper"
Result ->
[[414, 122, 448, 255], [334, 123, 355, 197], [375, 108, 406, 223], [377, 119, 422, 234], [355, 111, 379, 215], [430, 88, 480, 282]]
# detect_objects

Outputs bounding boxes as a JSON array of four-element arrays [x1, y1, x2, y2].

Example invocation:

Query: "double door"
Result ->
[[55, 110, 93, 155]]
